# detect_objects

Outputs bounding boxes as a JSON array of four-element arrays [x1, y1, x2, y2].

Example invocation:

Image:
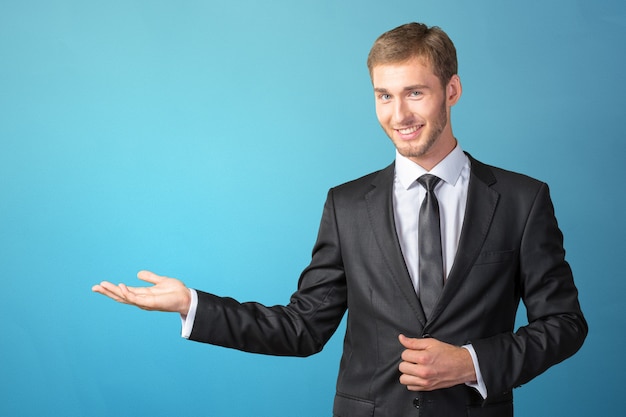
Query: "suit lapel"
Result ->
[[365, 163, 427, 326], [363, 155, 500, 326], [428, 154, 500, 323]]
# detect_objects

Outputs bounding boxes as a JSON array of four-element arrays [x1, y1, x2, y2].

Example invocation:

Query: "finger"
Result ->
[[137, 270, 165, 285], [119, 283, 159, 310], [92, 283, 129, 304], [399, 334, 427, 350], [119, 283, 145, 301], [399, 362, 439, 392], [399, 370, 428, 391], [401, 347, 423, 363], [399, 360, 420, 375], [98, 281, 126, 297], [116, 284, 145, 307], [92, 280, 114, 292], [118, 283, 154, 296]]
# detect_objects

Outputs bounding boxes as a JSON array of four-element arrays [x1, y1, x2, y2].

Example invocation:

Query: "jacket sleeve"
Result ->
[[471, 183, 588, 398], [188, 190, 348, 357]]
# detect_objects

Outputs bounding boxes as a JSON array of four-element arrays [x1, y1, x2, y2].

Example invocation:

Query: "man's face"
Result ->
[[372, 57, 459, 169]]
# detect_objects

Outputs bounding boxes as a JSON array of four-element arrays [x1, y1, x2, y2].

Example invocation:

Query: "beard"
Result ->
[[389, 100, 448, 159]]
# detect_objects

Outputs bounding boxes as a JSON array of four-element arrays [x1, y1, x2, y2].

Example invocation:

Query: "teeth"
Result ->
[[398, 126, 420, 134]]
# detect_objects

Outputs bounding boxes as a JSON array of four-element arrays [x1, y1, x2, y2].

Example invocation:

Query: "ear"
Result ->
[[446, 75, 462, 106]]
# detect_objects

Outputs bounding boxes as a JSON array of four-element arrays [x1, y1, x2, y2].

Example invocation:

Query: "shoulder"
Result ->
[[330, 162, 394, 195], [467, 153, 546, 194]]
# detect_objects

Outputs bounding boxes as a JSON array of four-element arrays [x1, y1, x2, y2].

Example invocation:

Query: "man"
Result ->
[[93, 22, 587, 416]]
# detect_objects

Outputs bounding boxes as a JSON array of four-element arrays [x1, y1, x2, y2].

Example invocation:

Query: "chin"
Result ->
[[397, 142, 429, 159]]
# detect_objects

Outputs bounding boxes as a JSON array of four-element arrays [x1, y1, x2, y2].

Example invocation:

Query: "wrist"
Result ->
[[179, 287, 192, 315]]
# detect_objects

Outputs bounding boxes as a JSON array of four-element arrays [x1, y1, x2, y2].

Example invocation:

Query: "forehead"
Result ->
[[371, 57, 439, 89]]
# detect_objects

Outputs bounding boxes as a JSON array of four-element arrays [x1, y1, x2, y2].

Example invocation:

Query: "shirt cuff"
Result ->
[[180, 288, 198, 339], [462, 344, 488, 399]]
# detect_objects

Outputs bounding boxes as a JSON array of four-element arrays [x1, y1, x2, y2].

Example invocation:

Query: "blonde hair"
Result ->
[[367, 22, 458, 86]]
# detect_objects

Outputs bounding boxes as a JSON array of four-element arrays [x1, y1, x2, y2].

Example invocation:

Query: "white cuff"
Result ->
[[180, 288, 198, 339], [462, 344, 488, 399]]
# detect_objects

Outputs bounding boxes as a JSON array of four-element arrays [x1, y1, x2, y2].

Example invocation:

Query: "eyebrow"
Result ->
[[374, 84, 430, 93]]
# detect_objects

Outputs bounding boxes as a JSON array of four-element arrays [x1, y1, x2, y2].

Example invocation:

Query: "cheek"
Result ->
[[375, 106, 389, 126]]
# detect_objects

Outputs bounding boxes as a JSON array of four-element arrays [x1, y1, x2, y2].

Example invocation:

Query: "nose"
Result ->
[[392, 99, 411, 124]]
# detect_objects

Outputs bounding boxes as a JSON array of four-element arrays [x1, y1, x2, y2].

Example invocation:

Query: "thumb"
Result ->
[[137, 270, 164, 285], [399, 334, 427, 350]]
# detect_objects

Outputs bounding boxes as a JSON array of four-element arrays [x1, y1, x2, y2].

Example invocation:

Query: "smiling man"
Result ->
[[93, 23, 587, 416]]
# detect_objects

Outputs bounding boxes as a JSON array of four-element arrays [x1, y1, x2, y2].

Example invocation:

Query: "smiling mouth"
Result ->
[[396, 124, 423, 135]]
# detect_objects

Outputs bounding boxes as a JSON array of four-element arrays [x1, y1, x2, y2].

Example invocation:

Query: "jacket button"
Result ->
[[413, 397, 420, 409]]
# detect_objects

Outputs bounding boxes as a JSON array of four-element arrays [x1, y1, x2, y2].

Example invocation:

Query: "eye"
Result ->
[[409, 91, 422, 98], [378, 93, 391, 101]]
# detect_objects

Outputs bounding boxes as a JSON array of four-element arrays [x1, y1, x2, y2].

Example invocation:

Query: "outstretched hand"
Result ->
[[398, 334, 477, 391], [92, 270, 191, 315]]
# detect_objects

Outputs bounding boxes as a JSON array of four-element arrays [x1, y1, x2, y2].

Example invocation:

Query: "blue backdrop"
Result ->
[[1, 1, 624, 416]]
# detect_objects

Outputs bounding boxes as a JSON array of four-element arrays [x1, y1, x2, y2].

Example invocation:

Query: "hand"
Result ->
[[92, 270, 191, 315], [398, 334, 477, 391]]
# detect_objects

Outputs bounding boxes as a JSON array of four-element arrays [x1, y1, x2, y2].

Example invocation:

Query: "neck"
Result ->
[[409, 136, 457, 171]]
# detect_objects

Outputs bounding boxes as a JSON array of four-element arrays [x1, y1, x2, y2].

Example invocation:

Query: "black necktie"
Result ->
[[417, 174, 443, 319]]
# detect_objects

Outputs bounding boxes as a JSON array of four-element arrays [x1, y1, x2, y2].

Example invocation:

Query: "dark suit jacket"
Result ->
[[189, 154, 587, 417]]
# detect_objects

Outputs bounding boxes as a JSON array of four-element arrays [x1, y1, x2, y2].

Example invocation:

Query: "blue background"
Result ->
[[1, 1, 624, 416]]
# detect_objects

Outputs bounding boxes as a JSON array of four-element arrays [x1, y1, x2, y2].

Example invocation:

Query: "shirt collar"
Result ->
[[395, 144, 468, 190]]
